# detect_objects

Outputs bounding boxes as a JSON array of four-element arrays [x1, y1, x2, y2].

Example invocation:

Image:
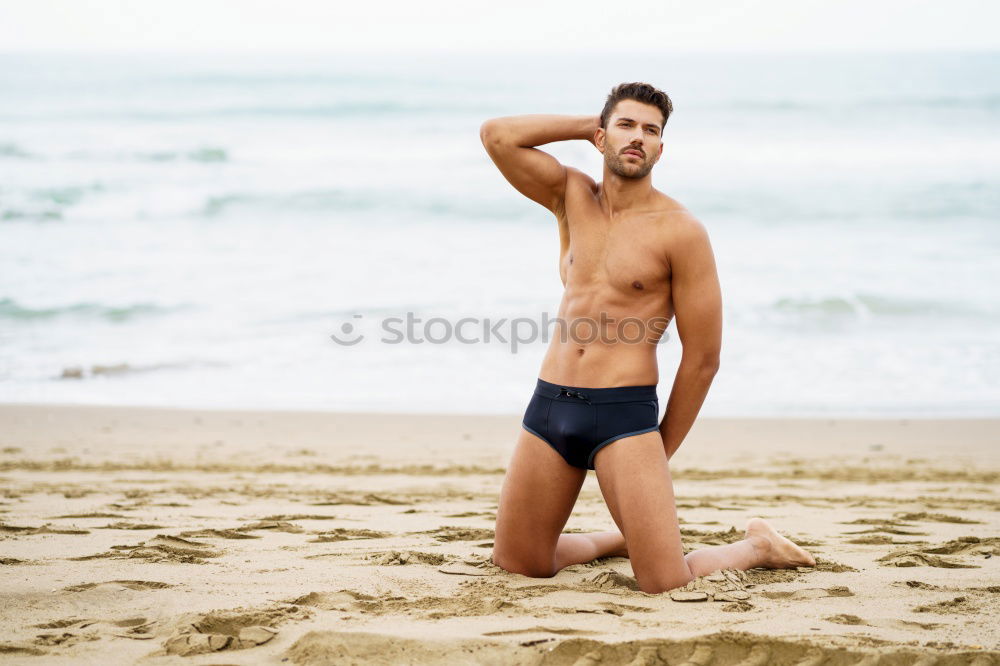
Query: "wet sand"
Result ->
[[1, 404, 997, 664]]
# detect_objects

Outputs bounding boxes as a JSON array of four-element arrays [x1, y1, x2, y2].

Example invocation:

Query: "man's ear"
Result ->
[[653, 141, 664, 163], [594, 127, 606, 153]]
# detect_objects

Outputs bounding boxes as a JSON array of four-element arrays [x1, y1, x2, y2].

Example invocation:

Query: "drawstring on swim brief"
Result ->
[[555, 387, 592, 404]]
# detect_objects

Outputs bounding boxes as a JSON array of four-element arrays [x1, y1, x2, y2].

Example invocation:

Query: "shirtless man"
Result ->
[[480, 82, 815, 593]]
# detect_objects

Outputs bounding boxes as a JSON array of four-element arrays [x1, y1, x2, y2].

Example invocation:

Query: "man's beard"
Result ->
[[606, 149, 654, 179]]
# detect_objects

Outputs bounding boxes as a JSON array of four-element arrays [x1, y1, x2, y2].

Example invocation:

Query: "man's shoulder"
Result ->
[[650, 193, 712, 262], [651, 192, 703, 231], [566, 166, 598, 193]]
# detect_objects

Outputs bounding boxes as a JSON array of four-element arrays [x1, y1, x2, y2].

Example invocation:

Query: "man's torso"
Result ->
[[538, 168, 688, 388]]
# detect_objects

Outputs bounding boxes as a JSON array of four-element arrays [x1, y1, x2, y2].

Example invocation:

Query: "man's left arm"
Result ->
[[658, 216, 723, 462]]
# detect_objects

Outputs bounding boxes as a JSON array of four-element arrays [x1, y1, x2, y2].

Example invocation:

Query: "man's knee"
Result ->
[[491, 550, 555, 578], [633, 568, 694, 594]]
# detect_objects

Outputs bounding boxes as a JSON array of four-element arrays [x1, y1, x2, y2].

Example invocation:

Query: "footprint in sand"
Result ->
[[163, 605, 308, 656]]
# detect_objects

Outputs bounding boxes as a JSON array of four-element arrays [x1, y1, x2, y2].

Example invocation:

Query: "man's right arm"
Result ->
[[479, 115, 599, 214]]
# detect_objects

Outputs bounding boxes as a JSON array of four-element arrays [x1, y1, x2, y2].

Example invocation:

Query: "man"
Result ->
[[480, 82, 815, 594]]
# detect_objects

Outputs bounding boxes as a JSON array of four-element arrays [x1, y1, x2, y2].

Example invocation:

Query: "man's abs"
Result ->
[[536, 295, 672, 388], [538, 339, 661, 388]]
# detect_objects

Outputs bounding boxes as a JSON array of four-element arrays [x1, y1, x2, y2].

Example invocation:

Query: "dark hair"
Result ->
[[599, 82, 673, 130]]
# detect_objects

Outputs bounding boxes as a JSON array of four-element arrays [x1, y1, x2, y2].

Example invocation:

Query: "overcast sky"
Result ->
[[1, 0, 998, 53]]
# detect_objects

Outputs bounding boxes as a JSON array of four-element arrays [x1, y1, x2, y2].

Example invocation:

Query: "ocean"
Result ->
[[1, 51, 997, 416]]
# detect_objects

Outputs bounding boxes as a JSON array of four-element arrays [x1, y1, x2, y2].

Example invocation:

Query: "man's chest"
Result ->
[[558, 216, 672, 295]]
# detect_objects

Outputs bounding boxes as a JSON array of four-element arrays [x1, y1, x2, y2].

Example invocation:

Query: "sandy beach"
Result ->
[[0, 404, 996, 664]]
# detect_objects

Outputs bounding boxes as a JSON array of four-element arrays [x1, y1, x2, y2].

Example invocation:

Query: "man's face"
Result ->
[[598, 99, 664, 179]]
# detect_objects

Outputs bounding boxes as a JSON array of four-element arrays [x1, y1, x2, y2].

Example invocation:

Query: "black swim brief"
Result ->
[[521, 377, 660, 470]]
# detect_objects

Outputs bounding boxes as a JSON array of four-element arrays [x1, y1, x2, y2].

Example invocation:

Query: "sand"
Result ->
[[0, 404, 997, 665]]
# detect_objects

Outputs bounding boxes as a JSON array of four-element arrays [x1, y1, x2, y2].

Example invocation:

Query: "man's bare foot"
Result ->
[[744, 517, 816, 568]]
